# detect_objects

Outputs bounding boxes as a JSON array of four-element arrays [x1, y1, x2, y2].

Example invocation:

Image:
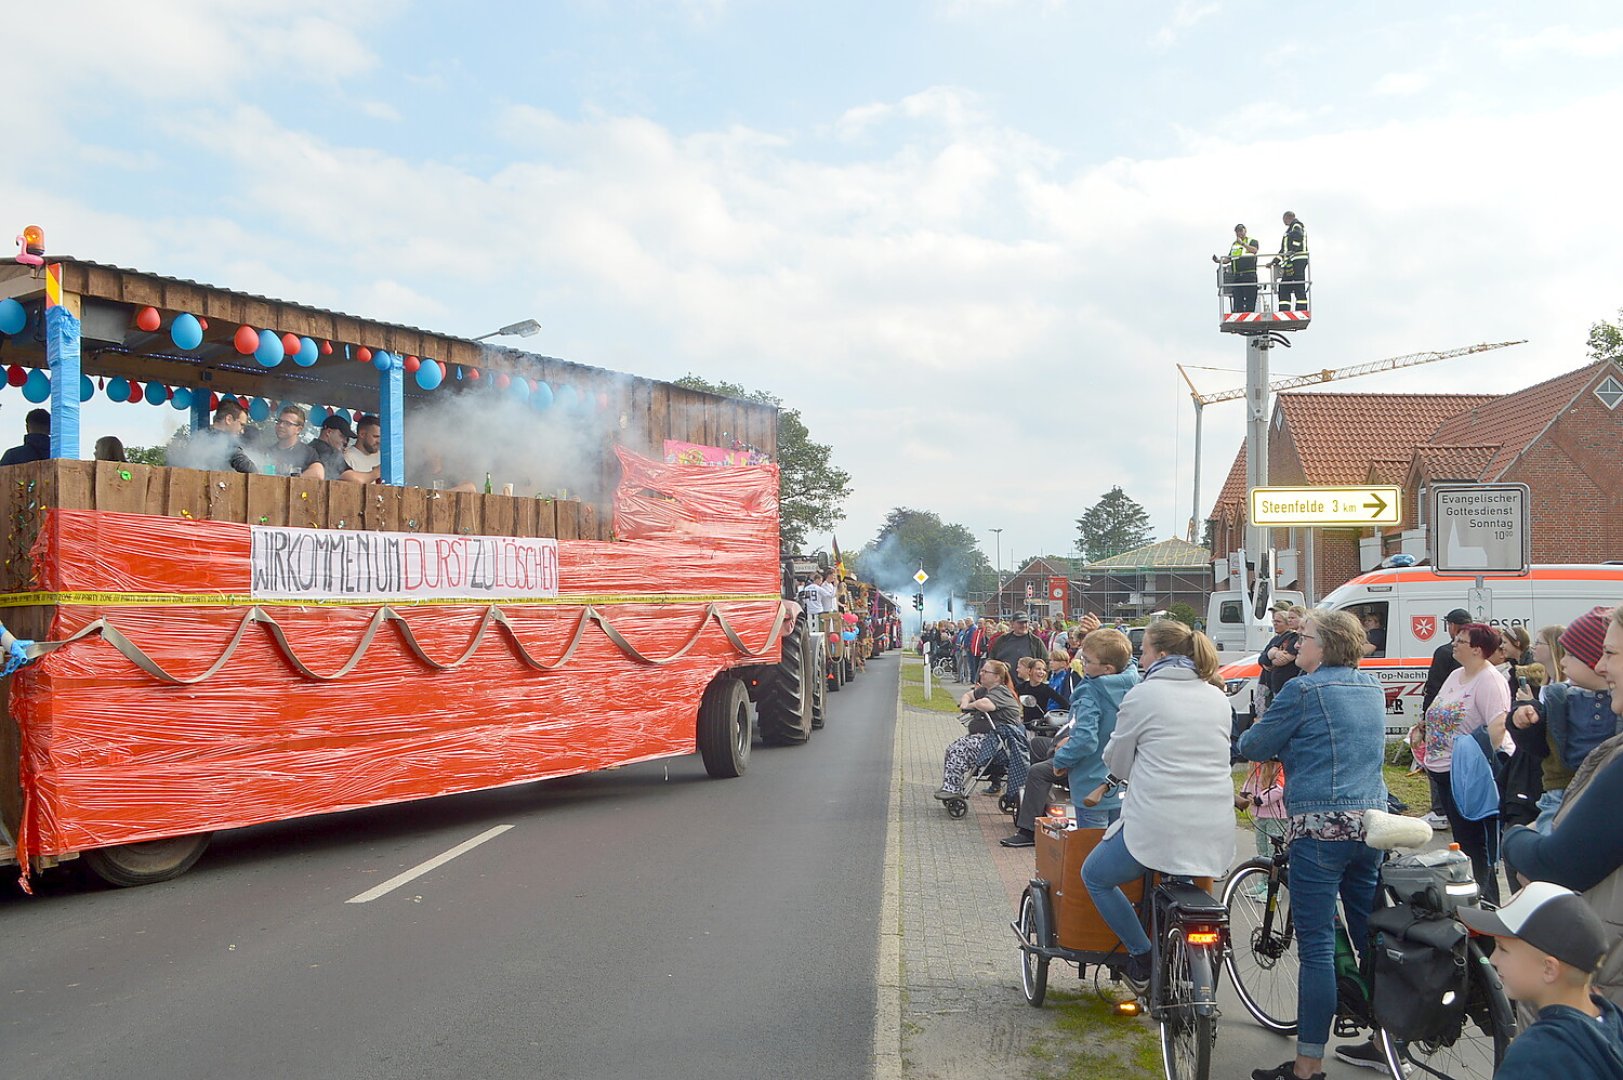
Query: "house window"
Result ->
[[1417, 485, 1428, 527], [1596, 375, 1623, 411]]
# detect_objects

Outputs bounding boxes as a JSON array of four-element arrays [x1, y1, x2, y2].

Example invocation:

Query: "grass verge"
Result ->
[[899, 657, 960, 713], [1027, 987, 1159, 1079]]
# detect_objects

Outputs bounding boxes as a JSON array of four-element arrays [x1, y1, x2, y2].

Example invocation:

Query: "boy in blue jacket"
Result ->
[[1051, 628, 1140, 827], [1457, 882, 1623, 1078]]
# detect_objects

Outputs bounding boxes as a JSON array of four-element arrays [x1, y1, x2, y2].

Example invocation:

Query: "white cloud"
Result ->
[[1502, 23, 1623, 58], [1152, 1, 1220, 48], [1372, 71, 1432, 96]]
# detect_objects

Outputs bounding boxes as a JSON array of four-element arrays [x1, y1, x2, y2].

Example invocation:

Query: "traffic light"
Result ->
[[913, 593, 924, 611]]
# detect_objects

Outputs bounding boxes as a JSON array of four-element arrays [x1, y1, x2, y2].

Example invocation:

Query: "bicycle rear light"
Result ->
[[1113, 1000, 1142, 1017], [1186, 928, 1222, 946]]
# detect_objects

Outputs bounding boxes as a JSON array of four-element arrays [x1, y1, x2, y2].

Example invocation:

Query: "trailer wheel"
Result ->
[[698, 677, 752, 778], [758, 619, 814, 746], [82, 833, 212, 887]]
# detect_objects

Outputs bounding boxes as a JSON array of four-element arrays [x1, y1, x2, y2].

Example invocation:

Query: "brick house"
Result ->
[[1207, 359, 1623, 599], [994, 557, 1081, 618], [1078, 538, 1213, 621]]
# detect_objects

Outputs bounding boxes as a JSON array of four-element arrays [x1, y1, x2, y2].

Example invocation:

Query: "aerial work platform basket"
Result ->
[[1217, 257, 1311, 334]]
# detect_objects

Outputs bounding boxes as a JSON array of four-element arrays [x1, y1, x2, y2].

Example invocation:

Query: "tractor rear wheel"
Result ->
[[758, 619, 814, 746], [697, 677, 752, 778]]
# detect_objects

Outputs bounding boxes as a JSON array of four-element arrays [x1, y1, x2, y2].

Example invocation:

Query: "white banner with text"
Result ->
[[250, 526, 560, 601]]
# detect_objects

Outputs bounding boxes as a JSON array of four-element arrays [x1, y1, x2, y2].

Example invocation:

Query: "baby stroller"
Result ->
[[938, 710, 1028, 819]]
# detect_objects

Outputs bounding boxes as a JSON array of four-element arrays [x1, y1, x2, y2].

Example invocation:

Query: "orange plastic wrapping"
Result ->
[[9, 449, 784, 862]]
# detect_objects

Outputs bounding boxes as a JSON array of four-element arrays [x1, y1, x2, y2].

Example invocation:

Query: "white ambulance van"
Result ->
[[1220, 564, 1623, 738]]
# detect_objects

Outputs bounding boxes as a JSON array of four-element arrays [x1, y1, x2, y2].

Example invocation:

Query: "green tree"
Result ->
[[1587, 307, 1623, 363], [672, 375, 851, 552], [1074, 486, 1154, 563], [853, 508, 995, 598], [1166, 601, 1200, 627], [124, 444, 167, 466]]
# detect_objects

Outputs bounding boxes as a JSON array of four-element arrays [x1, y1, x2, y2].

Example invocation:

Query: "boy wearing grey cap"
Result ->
[[1457, 882, 1623, 1076]]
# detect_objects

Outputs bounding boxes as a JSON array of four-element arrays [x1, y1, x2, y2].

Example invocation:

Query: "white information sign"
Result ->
[[250, 526, 560, 601], [913, 569, 929, 585], [1428, 483, 1531, 576]]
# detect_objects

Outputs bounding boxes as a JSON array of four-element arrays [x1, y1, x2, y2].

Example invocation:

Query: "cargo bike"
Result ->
[[1011, 814, 1228, 1080]]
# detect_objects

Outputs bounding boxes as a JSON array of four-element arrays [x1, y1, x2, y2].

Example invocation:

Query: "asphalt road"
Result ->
[[0, 657, 899, 1080]]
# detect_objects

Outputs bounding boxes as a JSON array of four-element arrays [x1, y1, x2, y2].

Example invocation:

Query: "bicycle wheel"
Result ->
[[1158, 927, 1214, 1080], [1378, 939, 1515, 1080], [1221, 860, 1299, 1035], [1017, 886, 1051, 1007]]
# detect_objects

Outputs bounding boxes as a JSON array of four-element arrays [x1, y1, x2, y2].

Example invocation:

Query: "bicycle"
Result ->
[[1223, 825, 1516, 1079], [1017, 777, 1228, 1080]]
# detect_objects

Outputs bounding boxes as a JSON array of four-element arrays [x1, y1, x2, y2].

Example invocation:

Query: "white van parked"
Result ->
[[1219, 564, 1623, 738]]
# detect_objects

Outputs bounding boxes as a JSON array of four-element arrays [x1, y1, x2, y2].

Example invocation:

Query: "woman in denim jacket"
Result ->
[[1238, 609, 1389, 1080]]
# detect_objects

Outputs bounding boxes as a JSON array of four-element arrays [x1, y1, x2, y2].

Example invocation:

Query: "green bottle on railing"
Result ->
[[483, 472, 493, 495]]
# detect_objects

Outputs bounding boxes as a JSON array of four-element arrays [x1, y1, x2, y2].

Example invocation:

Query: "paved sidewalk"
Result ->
[[875, 664, 1156, 1080]]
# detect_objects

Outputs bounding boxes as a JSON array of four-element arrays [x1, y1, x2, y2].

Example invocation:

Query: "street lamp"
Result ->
[[989, 528, 1003, 615], [473, 319, 542, 342]]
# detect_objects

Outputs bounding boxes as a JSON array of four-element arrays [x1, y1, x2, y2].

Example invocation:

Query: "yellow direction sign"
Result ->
[[913, 569, 929, 585], [1249, 486, 1403, 527]]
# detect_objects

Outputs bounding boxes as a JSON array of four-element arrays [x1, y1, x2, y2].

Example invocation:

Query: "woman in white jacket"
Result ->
[[1081, 619, 1237, 987]]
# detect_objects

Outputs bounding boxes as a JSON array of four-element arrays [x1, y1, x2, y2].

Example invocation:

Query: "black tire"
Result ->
[[945, 798, 968, 819], [843, 657, 855, 683], [809, 636, 828, 729], [697, 676, 751, 778], [1018, 886, 1052, 1006], [1379, 938, 1514, 1079], [1159, 928, 1215, 1080], [757, 620, 813, 746], [828, 648, 843, 692], [1221, 860, 1299, 1035], [81, 834, 212, 887], [998, 793, 1019, 816]]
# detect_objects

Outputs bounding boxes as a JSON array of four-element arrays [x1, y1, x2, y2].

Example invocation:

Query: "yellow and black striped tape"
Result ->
[[0, 590, 782, 610]]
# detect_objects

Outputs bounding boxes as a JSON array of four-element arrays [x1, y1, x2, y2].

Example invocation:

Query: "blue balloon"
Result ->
[[80, 374, 94, 402], [171, 386, 194, 410], [0, 298, 26, 336], [294, 336, 319, 367], [841, 630, 858, 641], [508, 378, 530, 403], [372, 349, 393, 373], [170, 312, 204, 351], [108, 376, 131, 403], [309, 405, 328, 426], [249, 397, 271, 422], [531, 381, 554, 409], [415, 359, 443, 390], [145, 381, 167, 405], [22, 368, 50, 403], [255, 329, 284, 367], [557, 384, 579, 410]]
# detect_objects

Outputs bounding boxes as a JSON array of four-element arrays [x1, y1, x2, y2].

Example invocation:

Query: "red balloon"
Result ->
[[6, 364, 26, 388], [320, 340, 333, 355], [127, 381, 142, 402], [404, 355, 421, 373], [281, 332, 300, 356], [596, 391, 609, 409], [197, 317, 209, 331], [352, 410, 364, 425], [467, 367, 481, 381], [233, 325, 258, 354], [135, 306, 161, 332], [495, 372, 510, 389], [209, 392, 221, 410], [356, 347, 373, 364]]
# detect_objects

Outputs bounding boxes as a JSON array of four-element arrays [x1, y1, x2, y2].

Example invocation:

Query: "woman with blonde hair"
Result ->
[[1080, 620, 1234, 990]]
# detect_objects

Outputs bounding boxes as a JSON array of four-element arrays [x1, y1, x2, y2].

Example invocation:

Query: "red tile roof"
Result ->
[[1365, 458, 1409, 485], [1279, 392, 1498, 485], [1210, 447, 1249, 522], [1429, 361, 1615, 479], [1406, 444, 1502, 482]]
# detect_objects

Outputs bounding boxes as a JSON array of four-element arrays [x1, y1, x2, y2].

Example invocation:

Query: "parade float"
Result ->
[[0, 248, 820, 888]]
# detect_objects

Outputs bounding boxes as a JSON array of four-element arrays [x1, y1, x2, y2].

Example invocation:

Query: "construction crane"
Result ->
[[1178, 340, 1527, 542]]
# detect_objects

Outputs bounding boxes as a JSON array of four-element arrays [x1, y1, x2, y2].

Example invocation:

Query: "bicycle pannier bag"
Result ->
[[1366, 903, 1468, 1043]]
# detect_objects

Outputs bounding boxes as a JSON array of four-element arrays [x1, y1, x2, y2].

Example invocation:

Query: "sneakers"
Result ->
[[981, 782, 1003, 795], [1422, 812, 1451, 830], [1250, 1064, 1324, 1080], [1121, 950, 1153, 994], [999, 830, 1035, 848], [1334, 1039, 1397, 1072], [934, 787, 963, 801]]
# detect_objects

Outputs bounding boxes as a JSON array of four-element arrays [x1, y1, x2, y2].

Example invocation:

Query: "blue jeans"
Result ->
[[1532, 788, 1565, 834], [1289, 836, 1381, 1059], [1075, 804, 1120, 830], [1080, 828, 1152, 957]]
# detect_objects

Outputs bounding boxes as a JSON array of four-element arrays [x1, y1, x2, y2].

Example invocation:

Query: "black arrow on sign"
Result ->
[[1364, 493, 1389, 517]]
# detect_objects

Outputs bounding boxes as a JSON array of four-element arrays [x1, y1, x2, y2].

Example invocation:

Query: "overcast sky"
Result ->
[[5, 1, 1620, 571]]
